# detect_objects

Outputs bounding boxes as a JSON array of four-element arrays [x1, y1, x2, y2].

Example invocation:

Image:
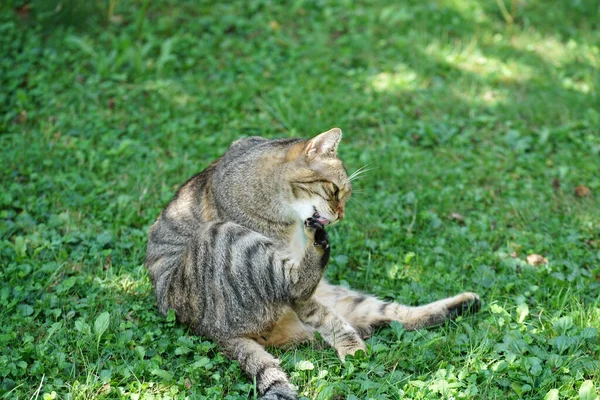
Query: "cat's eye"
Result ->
[[333, 184, 340, 199]]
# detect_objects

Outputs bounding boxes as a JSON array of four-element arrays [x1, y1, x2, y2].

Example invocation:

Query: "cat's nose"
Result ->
[[337, 205, 345, 220]]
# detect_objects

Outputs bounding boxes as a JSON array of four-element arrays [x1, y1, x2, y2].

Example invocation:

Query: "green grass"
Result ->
[[1, 0, 599, 398]]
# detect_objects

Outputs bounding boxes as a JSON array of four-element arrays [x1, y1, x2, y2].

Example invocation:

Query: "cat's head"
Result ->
[[285, 128, 351, 225]]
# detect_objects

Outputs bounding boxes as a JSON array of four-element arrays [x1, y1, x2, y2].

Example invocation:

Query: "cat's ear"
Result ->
[[305, 128, 342, 159]]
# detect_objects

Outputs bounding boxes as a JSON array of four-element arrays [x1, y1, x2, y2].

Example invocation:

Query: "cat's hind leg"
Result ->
[[250, 307, 314, 347], [221, 337, 296, 400], [293, 298, 366, 361], [315, 281, 480, 338]]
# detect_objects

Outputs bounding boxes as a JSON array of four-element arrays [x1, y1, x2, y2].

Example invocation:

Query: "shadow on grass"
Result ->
[[348, 2, 597, 129]]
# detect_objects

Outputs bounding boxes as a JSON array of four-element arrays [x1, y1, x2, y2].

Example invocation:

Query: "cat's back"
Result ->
[[145, 161, 218, 299], [146, 136, 281, 256]]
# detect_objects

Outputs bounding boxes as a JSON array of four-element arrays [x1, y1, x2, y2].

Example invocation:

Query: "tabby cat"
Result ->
[[145, 128, 480, 399]]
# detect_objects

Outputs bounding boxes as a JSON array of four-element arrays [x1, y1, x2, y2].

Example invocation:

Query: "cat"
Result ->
[[145, 128, 480, 399]]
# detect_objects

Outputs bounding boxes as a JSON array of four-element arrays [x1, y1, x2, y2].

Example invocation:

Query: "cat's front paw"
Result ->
[[336, 337, 367, 362], [304, 218, 329, 250]]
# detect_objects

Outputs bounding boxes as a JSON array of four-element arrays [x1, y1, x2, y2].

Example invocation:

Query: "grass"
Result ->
[[1, 0, 599, 398]]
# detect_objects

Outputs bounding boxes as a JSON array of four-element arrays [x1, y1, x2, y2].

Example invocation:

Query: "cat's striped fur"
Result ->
[[145, 128, 480, 399]]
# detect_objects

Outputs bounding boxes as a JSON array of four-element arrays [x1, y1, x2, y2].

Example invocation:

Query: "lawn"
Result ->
[[1, 0, 599, 398]]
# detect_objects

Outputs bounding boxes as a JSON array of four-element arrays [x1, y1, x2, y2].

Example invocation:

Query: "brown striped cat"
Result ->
[[145, 128, 480, 399]]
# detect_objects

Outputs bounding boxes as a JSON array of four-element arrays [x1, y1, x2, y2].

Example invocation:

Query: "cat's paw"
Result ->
[[447, 292, 481, 319], [260, 384, 297, 400], [304, 218, 329, 250], [336, 337, 367, 362]]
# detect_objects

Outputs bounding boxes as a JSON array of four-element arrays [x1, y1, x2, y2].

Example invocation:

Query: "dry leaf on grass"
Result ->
[[552, 177, 560, 192], [527, 254, 548, 266], [575, 185, 591, 198], [14, 3, 30, 19], [15, 110, 27, 124], [449, 212, 465, 224], [110, 14, 124, 24], [103, 254, 112, 270]]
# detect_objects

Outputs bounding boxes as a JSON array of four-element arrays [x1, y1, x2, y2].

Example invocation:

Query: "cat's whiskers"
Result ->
[[347, 196, 369, 212], [348, 164, 374, 182]]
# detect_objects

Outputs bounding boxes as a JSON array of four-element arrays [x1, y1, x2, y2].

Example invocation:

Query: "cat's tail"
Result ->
[[222, 337, 297, 400]]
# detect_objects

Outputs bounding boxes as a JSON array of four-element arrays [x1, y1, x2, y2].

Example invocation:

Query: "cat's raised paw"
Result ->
[[304, 217, 324, 230], [304, 218, 329, 249]]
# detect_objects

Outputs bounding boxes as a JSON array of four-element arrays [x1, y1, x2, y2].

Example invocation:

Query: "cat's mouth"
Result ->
[[313, 210, 330, 225]]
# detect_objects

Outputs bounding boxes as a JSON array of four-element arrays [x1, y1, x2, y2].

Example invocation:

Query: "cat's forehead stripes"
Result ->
[[309, 159, 351, 192], [291, 165, 351, 193]]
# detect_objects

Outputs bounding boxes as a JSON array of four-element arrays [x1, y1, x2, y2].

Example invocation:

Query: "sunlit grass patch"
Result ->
[[370, 65, 422, 92]]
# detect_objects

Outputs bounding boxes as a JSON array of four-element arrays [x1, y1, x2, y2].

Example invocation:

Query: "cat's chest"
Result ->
[[286, 223, 307, 264]]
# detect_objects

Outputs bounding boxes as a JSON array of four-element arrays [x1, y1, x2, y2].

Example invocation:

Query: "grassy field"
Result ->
[[1, 0, 599, 398]]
